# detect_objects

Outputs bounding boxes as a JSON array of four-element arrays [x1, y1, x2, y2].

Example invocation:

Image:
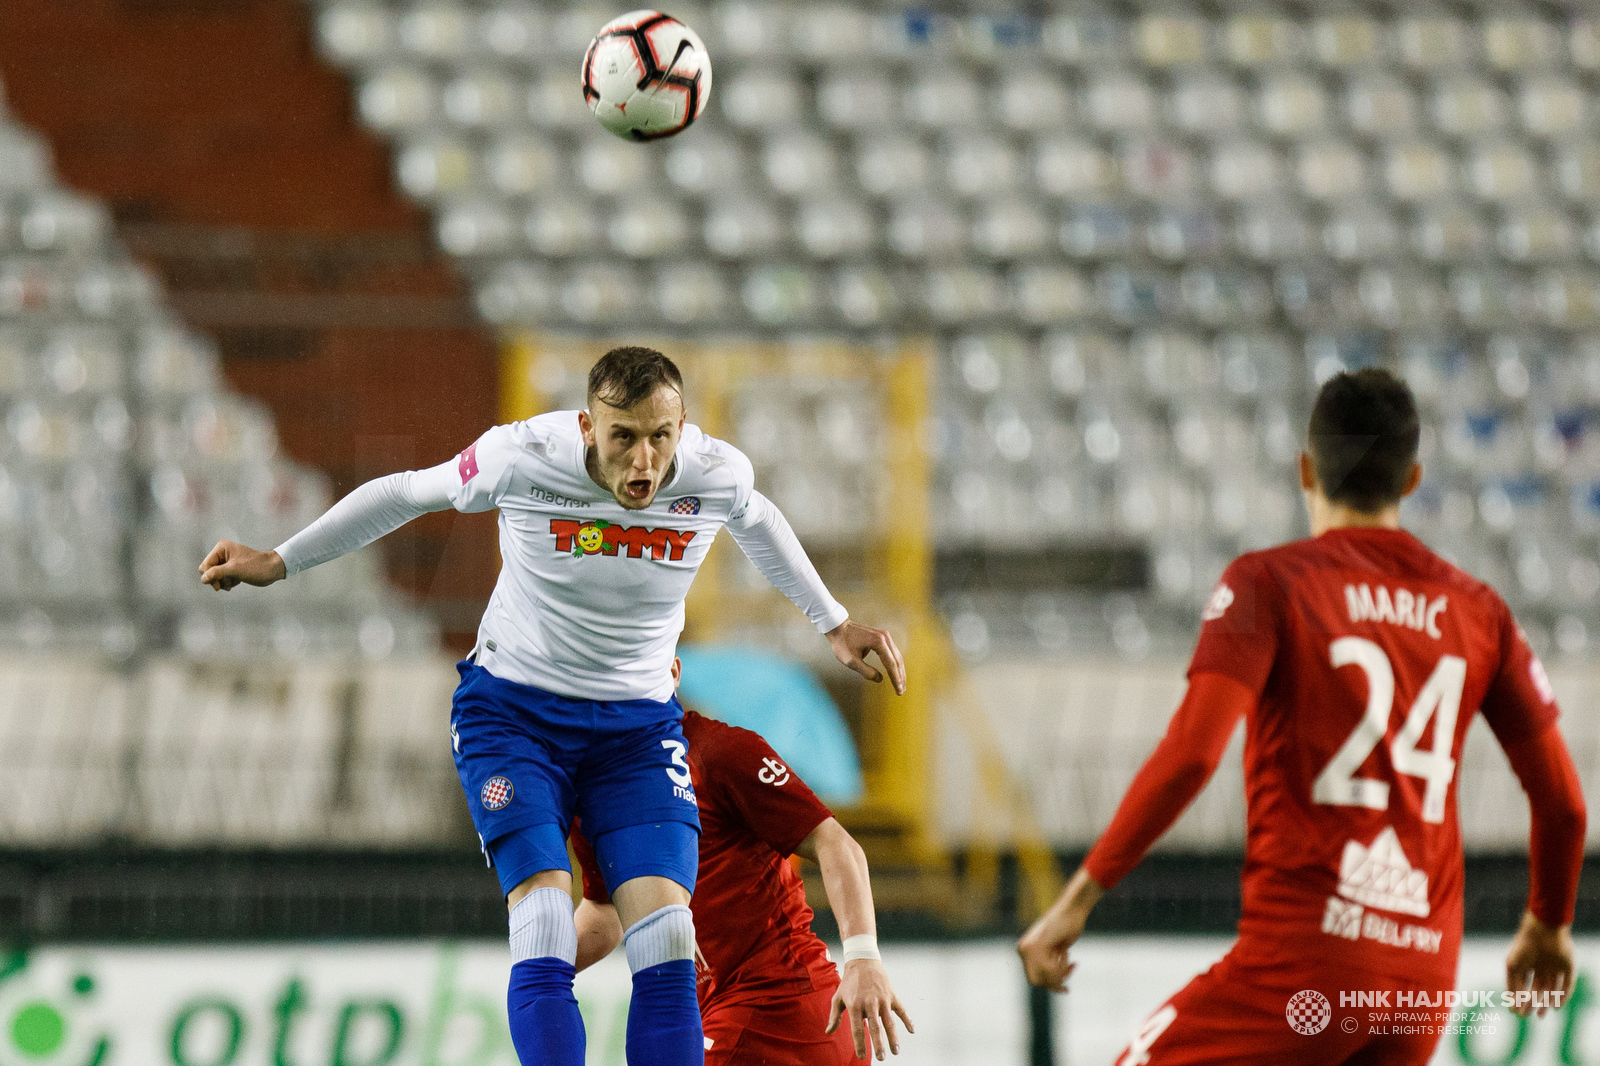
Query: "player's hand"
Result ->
[[1505, 909, 1574, 1018], [199, 540, 286, 591], [1017, 868, 1103, 992], [825, 620, 906, 695], [826, 958, 913, 1060], [1017, 910, 1081, 993]]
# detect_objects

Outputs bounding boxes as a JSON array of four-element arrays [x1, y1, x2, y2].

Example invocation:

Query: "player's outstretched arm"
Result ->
[[1495, 722, 1586, 1017], [725, 491, 906, 695], [574, 898, 624, 972], [1018, 671, 1251, 991], [198, 459, 463, 591], [797, 817, 914, 1060]]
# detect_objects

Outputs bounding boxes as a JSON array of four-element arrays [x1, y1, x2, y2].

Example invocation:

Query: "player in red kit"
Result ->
[[1018, 369, 1587, 1065], [571, 661, 914, 1064]]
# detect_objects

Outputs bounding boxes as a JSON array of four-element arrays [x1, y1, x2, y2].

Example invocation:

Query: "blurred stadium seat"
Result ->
[[0, 73, 448, 847]]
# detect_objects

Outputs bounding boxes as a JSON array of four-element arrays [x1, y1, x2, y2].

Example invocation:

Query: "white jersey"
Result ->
[[275, 411, 847, 702]]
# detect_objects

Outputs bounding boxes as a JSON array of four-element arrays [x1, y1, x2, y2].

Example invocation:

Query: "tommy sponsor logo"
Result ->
[[1286, 990, 1332, 1035], [551, 518, 697, 560], [757, 756, 791, 786], [458, 443, 480, 484], [1344, 583, 1447, 639], [480, 775, 514, 811]]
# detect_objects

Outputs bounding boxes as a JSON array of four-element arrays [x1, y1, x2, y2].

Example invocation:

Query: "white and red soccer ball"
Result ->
[[582, 10, 712, 141]]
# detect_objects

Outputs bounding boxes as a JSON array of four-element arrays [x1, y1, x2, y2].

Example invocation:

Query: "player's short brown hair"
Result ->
[[1308, 368, 1421, 513], [588, 346, 684, 410]]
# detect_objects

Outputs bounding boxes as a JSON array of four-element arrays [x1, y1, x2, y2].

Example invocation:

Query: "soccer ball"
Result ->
[[582, 11, 712, 141]]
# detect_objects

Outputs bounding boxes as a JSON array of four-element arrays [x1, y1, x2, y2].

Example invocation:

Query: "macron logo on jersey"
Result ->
[[551, 518, 697, 560], [458, 443, 480, 484]]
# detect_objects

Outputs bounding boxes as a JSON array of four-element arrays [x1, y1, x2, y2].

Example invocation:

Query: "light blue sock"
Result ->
[[506, 888, 584, 1066]]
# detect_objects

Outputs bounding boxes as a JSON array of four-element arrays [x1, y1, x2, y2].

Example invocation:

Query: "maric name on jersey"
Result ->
[[1344, 583, 1448, 640], [550, 518, 697, 560], [530, 485, 589, 509]]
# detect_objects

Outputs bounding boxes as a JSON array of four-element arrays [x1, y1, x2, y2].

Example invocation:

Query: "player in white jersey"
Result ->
[[199, 347, 905, 1066]]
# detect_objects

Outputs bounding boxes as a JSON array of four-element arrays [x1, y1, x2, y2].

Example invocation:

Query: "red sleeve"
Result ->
[[1500, 723, 1587, 927], [1479, 599, 1561, 745], [1477, 602, 1583, 926], [1186, 554, 1282, 696], [569, 818, 611, 904], [701, 723, 833, 858], [1083, 672, 1253, 890]]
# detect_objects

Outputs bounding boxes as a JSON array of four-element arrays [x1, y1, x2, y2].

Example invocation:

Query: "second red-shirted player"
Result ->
[[570, 662, 914, 1064], [1019, 369, 1587, 1066]]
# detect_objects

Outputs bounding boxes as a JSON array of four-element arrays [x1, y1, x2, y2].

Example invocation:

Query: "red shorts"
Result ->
[[1113, 951, 1447, 1066], [702, 984, 862, 1065]]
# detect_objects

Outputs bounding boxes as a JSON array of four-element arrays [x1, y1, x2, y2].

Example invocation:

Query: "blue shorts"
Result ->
[[450, 662, 701, 894], [490, 820, 698, 901]]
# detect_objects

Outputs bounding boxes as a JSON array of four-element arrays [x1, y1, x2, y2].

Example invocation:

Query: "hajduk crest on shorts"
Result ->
[[582, 10, 712, 141]]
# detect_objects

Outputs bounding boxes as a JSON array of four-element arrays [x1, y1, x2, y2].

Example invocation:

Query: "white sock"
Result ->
[[623, 904, 696, 972], [510, 887, 577, 965]]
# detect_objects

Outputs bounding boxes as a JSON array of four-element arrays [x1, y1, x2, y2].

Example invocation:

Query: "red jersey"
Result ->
[[1185, 527, 1559, 982], [573, 711, 839, 1011]]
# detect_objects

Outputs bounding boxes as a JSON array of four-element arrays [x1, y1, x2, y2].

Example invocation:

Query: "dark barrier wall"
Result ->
[[0, 849, 1581, 943], [0, 0, 499, 647]]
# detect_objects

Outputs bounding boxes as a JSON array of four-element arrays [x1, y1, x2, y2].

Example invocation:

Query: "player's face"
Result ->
[[581, 385, 686, 510]]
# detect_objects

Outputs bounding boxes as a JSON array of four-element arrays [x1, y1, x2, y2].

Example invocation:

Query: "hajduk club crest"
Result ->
[[481, 776, 514, 811]]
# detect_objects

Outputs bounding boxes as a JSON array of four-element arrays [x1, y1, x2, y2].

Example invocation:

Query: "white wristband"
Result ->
[[841, 934, 881, 963]]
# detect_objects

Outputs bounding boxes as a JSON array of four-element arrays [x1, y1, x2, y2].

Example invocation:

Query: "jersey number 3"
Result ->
[[662, 740, 692, 787], [1312, 636, 1467, 824]]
